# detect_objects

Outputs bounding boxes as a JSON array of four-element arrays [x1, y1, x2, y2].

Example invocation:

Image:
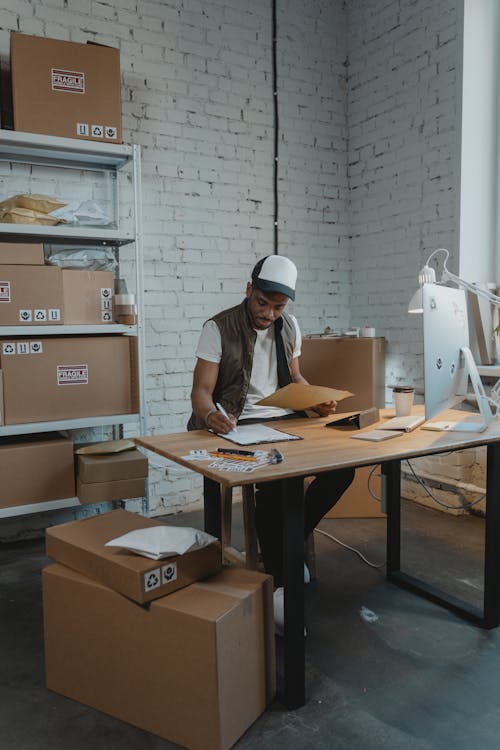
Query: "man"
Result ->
[[188, 255, 354, 625]]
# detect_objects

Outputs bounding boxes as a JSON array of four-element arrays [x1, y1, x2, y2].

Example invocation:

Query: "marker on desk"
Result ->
[[216, 402, 237, 430], [216, 448, 255, 456]]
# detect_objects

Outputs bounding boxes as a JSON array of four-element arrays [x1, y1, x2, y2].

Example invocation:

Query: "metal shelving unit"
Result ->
[[0, 129, 147, 516]]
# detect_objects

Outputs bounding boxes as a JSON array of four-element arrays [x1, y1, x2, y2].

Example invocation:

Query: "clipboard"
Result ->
[[325, 407, 380, 430]]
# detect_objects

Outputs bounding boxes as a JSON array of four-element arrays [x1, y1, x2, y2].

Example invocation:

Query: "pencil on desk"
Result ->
[[209, 452, 257, 463]]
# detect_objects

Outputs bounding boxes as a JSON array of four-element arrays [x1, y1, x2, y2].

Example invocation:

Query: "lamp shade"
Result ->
[[408, 287, 423, 314]]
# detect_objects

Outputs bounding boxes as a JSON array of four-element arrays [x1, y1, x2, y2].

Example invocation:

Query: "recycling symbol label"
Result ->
[[2, 343, 15, 355], [144, 568, 161, 592], [162, 562, 177, 584]]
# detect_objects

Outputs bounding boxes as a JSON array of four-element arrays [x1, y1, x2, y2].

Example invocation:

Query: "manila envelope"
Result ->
[[256, 382, 353, 410]]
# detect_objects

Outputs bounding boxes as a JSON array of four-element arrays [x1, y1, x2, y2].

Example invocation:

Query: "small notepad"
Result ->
[[376, 415, 425, 433]]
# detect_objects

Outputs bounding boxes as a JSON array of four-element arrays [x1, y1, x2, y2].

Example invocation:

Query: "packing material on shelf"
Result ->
[[43, 564, 275, 750], [76, 476, 146, 504], [61, 269, 114, 324], [77, 447, 147, 483], [45, 509, 222, 604], [0, 194, 66, 214], [0, 334, 138, 424], [0, 433, 75, 508], [10, 32, 122, 143], [0, 242, 44, 265], [0, 206, 65, 226], [0, 265, 63, 325], [46, 247, 117, 272]]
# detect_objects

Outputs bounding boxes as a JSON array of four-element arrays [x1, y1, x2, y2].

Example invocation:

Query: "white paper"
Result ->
[[217, 423, 301, 446], [105, 526, 217, 560]]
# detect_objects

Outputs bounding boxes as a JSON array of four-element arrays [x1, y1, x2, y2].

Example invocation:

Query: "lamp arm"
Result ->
[[428, 247, 500, 308]]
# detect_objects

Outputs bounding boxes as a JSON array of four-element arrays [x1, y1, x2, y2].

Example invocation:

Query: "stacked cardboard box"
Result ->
[[76, 447, 148, 504], [44, 511, 275, 749], [0, 433, 75, 508], [0, 335, 138, 424], [10, 32, 122, 143]]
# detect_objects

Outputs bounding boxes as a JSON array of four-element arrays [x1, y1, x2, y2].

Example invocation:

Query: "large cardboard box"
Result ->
[[0, 433, 74, 508], [325, 465, 385, 518], [77, 448, 148, 482], [43, 564, 275, 750], [45, 509, 222, 604], [0, 265, 63, 325], [0, 242, 44, 265], [11, 33, 122, 143], [76, 476, 146, 504], [62, 269, 114, 324], [300, 336, 386, 412], [0, 335, 138, 424]]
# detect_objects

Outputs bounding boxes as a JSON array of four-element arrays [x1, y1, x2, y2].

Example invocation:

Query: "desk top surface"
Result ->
[[136, 406, 500, 488]]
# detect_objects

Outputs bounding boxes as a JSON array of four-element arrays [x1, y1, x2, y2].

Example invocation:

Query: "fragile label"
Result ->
[[57, 364, 88, 385], [0, 282, 10, 303], [52, 68, 85, 94], [162, 561, 178, 584]]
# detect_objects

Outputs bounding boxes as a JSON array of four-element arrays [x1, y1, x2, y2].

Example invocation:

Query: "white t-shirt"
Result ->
[[195, 316, 302, 421]]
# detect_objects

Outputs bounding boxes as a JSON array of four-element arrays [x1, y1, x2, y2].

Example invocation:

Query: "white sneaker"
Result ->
[[304, 563, 311, 584], [273, 587, 307, 637]]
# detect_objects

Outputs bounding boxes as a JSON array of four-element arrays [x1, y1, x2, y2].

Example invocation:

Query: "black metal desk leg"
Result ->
[[483, 442, 500, 628], [282, 476, 306, 710], [383, 460, 401, 575], [203, 477, 222, 540]]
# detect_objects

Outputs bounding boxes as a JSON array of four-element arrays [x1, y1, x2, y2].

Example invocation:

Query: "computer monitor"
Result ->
[[422, 283, 492, 432]]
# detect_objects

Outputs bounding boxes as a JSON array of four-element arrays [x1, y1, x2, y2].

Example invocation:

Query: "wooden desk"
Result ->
[[136, 408, 500, 710]]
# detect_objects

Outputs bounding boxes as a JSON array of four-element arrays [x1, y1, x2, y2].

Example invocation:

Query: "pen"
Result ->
[[216, 402, 231, 421], [216, 448, 256, 456]]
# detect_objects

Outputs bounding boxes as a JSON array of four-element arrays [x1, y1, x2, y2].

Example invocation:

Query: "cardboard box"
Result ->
[[77, 476, 146, 504], [43, 564, 275, 750], [0, 242, 44, 265], [11, 33, 122, 143], [0, 433, 74, 508], [77, 448, 148, 483], [62, 269, 114, 324], [0, 265, 63, 325], [0, 335, 138, 424], [300, 336, 386, 412], [325, 465, 385, 518], [45, 509, 222, 604]]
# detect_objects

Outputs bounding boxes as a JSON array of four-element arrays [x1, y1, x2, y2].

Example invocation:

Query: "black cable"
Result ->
[[272, 0, 278, 254]]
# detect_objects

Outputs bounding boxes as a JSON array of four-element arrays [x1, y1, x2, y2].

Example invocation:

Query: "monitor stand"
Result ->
[[422, 347, 493, 433]]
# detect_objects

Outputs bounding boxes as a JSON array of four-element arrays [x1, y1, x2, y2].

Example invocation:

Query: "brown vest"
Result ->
[[187, 299, 297, 430]]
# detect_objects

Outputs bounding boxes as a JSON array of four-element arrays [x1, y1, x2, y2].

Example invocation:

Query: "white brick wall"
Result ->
[[1, 0, 472, 534], [347, 0, 460, 391]]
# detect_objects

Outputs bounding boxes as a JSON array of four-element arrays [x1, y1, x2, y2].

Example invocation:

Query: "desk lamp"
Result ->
[[408, 247, 500, 313]]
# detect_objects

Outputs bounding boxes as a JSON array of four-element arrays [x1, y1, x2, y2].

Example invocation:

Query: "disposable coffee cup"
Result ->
[[393, 386, 414, 417], [361, 326, 376, 337]]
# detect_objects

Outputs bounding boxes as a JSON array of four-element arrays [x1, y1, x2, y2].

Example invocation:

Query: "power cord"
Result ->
[[404, 458, 485, 511], [314, 527, 385, 569]]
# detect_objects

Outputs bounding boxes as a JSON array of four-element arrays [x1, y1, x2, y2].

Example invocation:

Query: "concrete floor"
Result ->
[[1, 499, 499, 750]]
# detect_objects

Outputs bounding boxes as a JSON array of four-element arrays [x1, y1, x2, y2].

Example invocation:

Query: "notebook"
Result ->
[[376, 415, 425, 433], [351, 429, 402, 442]]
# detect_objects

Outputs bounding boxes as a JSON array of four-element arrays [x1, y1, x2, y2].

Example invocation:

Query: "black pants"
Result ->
[[254, 467, 355, 586], [203, 467, 355, 587]]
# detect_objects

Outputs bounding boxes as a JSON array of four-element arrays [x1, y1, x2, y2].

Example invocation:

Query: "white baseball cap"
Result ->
[[251, 255, 298, 300]]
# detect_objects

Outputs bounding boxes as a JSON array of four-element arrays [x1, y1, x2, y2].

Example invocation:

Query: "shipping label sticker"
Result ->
[[105, 126, 117, 140], [34, 309, 47, 322], [162, 561, 178, 585], [0, 282, 10, 303], [19, 309, 32, 322], [30, 342, 43, 354], [51, 68, 85, 94], [91, 124, 104, 138], [17, 342, 29, 355], [2, 342, 15, 355], [100, 288, 112, 300], [57, 364, 89, 386], [101, 298, 112, 311], [76, 123, 89, 136], [48, 309, 61, 321], [144, 569, 161, 592], [101, 311, 112, 322]]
